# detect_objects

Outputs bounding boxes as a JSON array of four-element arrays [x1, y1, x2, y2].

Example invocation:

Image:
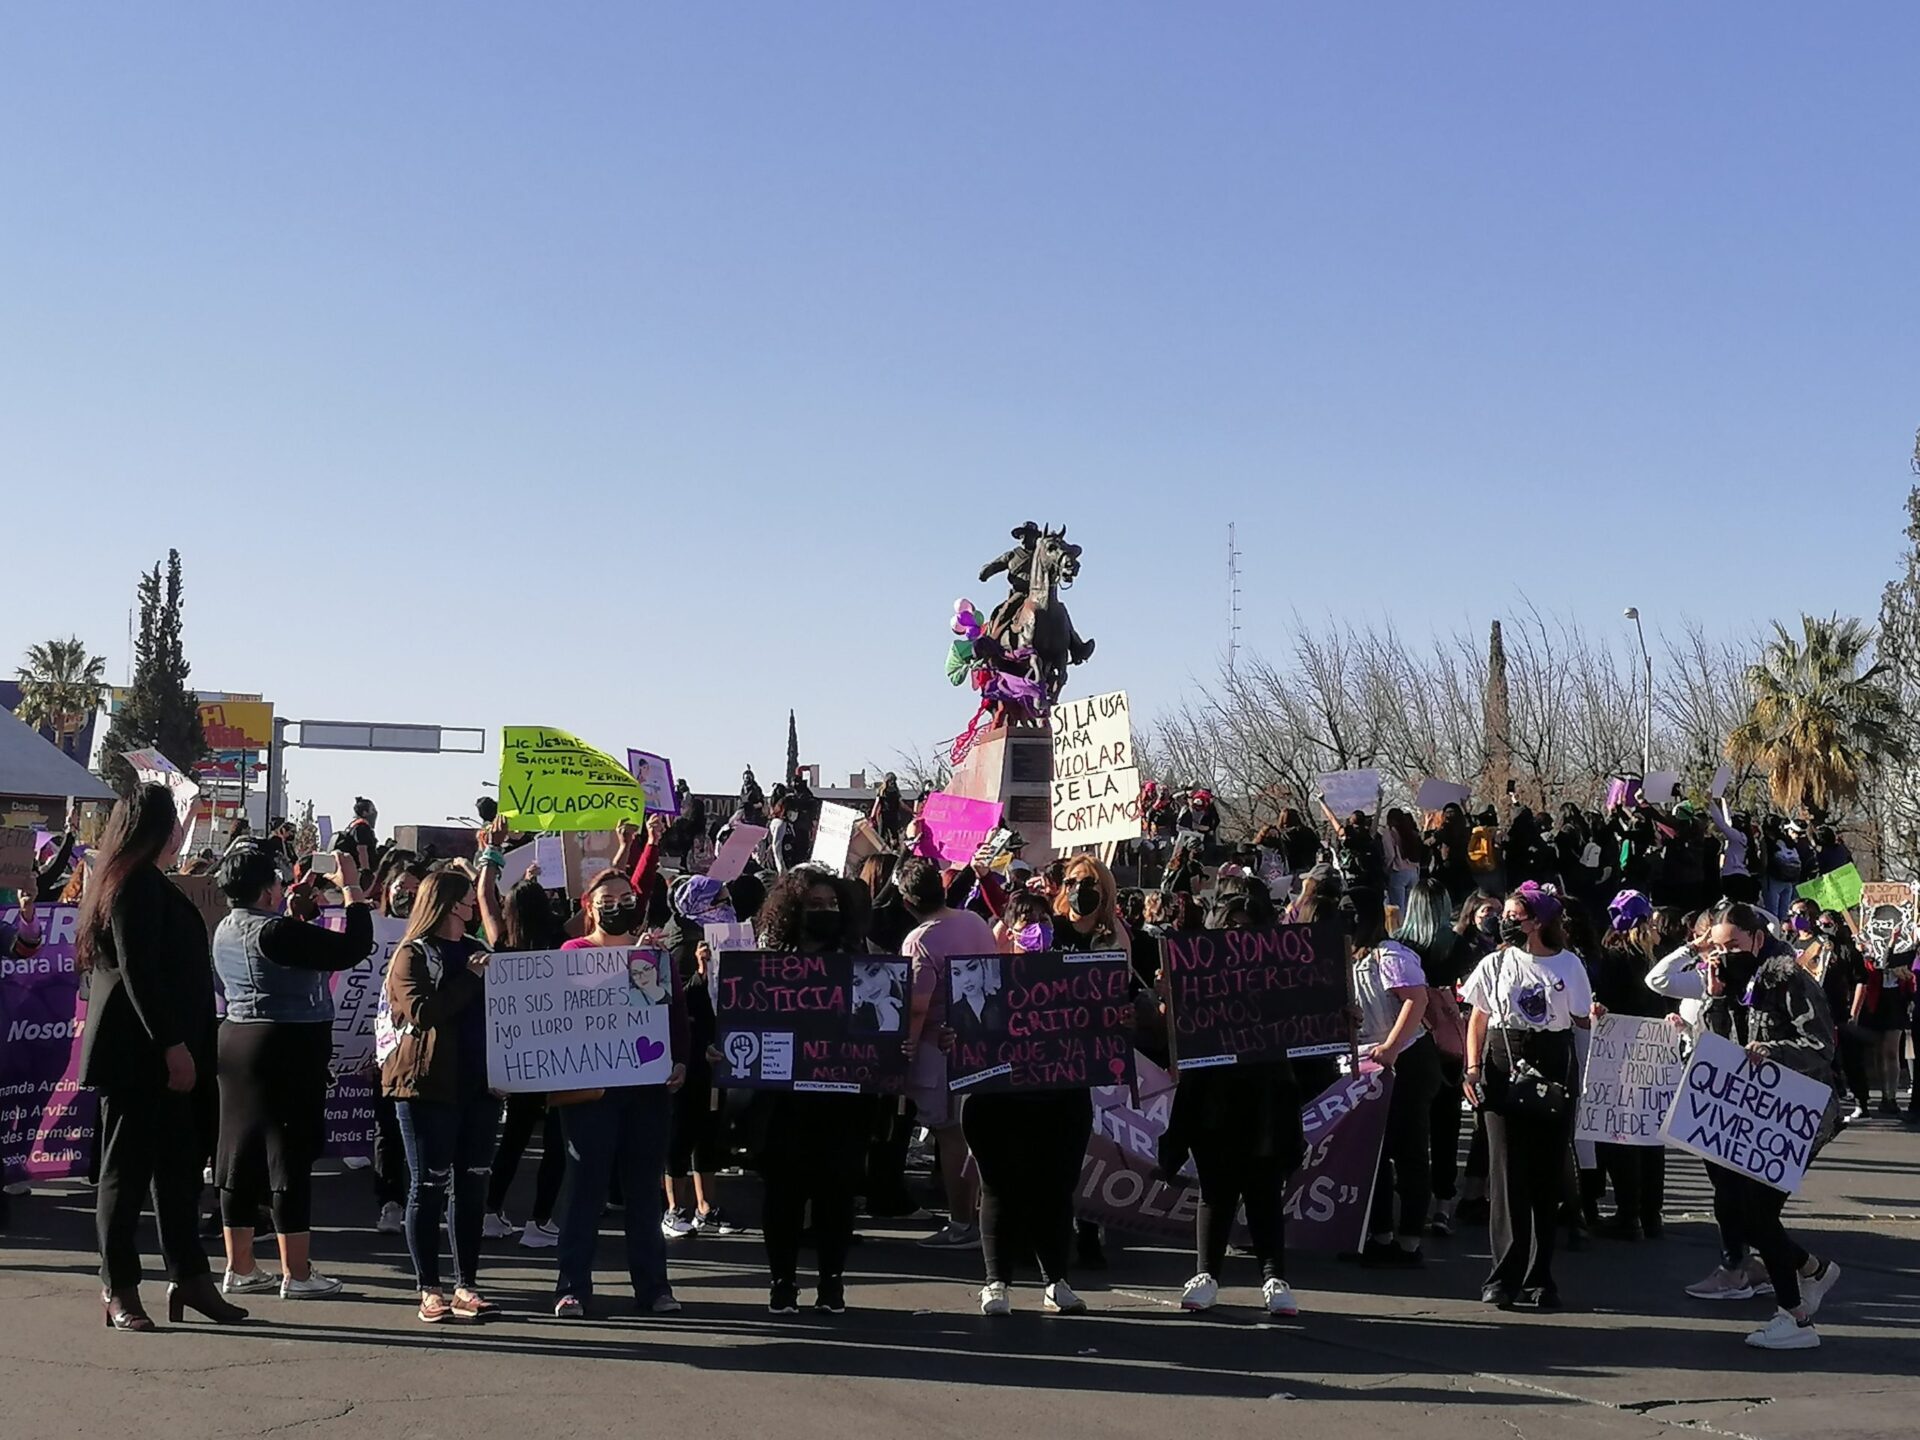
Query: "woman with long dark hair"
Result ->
[[380, 868, 498, 1324], [1382, 809, 1426, 915], [211, 844, 375, 1299], [78, 783, 244, 1330], [550, 857, 688, 1321], [1163, 873, 1305, 1318], [744, 868, 880, 1315], [478, 853, 569, 1250], [959, 887, 1093, 1317], [1588, 897, 1677, 1240], [1461, 882, 1592, 1310]]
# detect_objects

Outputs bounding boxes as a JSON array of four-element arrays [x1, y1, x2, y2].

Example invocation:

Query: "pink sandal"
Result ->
[[418, 1291, 453, 1324]]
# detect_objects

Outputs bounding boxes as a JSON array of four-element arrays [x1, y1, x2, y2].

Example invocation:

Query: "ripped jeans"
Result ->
[[394, 1095, 500, 1291]]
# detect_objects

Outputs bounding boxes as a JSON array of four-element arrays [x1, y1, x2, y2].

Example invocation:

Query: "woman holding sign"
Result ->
[[549, 864, 688, 1321], [1697, 904, 1842, 1351], [743, 869, 877, 1316], [1461, 882, 1590, 1311], [956, 888, 1094, 1317], [1161, 873, 1305, 1319]]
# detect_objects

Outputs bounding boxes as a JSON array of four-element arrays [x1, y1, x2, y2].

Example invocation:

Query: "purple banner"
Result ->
[[0, 904, 96, 1183], [1078, 1057, 1391, 1253], [322, 1070, 378, 1160]]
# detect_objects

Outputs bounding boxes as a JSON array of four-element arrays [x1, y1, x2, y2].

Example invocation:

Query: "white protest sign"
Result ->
[[1576, 1014, 1687, 1146], [1318, 768, 1381, 816], [317, 815, 333, 851], [324, 913, 410, 1073], [125, 747, 201, 851], [501, 834, 566, 889], [1643, 769, 1681, 806], [810, 802, 861, 876], [1050, 690, 1142, 849], [709, 824, 769, 883], [1660, 1030, 1832, 1194], [702, 920, 757, 953], [485, 946, 676, 1093], [1709, 765, 1733, 800], [1416, 777, 1472, 812]]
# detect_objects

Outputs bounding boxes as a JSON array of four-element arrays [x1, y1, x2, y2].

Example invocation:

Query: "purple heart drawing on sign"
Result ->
[[634, 1036, 666, 1067]]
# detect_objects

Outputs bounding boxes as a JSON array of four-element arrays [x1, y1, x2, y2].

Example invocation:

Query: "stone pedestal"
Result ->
[[947, 716, 1056, 863]]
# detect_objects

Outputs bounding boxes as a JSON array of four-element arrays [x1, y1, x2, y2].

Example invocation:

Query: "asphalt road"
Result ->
[[2, 1115, 1916, 1440]]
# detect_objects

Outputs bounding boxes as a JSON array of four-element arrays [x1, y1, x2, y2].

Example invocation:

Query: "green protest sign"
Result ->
[[499, 727, 650, 832], [1796, 862, 1864, 914]]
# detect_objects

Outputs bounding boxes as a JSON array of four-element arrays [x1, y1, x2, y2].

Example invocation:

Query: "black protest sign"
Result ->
[[1161, 920, 1351, 1069], [712, 952, 910, 1095], [946, 950, 1135, 1095]]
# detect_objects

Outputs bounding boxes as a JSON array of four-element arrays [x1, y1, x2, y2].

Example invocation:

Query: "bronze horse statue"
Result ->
[[982, 524, 1094, 709]]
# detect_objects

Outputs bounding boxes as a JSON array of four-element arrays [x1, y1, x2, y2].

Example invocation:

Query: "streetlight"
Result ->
[[1624, 607, 1652, 777]]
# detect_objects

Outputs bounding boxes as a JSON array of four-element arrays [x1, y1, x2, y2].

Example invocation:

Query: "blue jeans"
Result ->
[[1763, 878, 1797, 921], [556, 1087, 673, 1304], [1386, 869, 1416, 915], [394, 1095, 500, 1291]]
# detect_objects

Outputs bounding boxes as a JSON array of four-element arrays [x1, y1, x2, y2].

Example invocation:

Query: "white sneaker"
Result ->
[[1846, 1104, 1867, 1123], [1685, 1264, 1756, 1301], [660, 1208, 696, 1239], [1801, 1259, 1840, 1318], [281, 1272, 345, 1300], [222, 1268, 279, 1295], [376, 1202, 405, 1235], [1042, 1281, 1087, 1315], [482, 1211, 517, 1240], [1180, 1273, 1219, 1312], [1, 1181, 29, 1196], [979, 1281, 1012, 1316], [1745, 1308, 1819, 1350], [1263, 1278, 1299, 1317], [520, 1219, 559, 1250], [341, 1155, 372, 1170]]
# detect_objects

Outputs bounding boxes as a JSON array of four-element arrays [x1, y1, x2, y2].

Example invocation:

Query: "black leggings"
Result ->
[[667, 1063, 724, 1179], [962, 1090, 1092, 1287], [1721, 1169, 1808, 1308], [760, 1144, 860, 1290], [1430, 1053, 1465, 1201], [214, 1021, 330, 1233], [1190, 1137, 1289, 1282], [1597, 1141, 1665, 1228], [1371, 1038, 1440, 1238], [1836, 1022, 1875, 1106], [488, 1093, 565, 1223]]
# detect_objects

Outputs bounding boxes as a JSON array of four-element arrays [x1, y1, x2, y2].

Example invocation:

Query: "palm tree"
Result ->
[[14, 636, 110, 756], [1727, 614, 1908, 813]]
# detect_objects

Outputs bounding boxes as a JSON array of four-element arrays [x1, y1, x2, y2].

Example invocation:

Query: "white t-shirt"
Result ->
[[1461, 945, 1592, 1032]]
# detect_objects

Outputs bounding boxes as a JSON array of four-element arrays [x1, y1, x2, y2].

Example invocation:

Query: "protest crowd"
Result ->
[[3, 750, 1911, 1360]]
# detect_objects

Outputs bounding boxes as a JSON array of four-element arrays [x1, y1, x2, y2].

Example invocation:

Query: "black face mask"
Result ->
[[801, 909, 841, 947], [595, 901, 642, 935], [1476, 914, 1501, 940], [1070, 882, 1100, 918], [1499, 920, 1529, 948]]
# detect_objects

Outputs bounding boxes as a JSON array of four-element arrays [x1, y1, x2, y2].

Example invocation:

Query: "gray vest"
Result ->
[[214, 908, 334, 1025]]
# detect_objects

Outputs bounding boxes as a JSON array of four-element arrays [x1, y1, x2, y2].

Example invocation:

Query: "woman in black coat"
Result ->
[[77, 783, 246, 1331]]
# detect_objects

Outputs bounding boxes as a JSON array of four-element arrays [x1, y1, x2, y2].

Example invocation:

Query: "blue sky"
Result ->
[[4, 5, 1916, 826]]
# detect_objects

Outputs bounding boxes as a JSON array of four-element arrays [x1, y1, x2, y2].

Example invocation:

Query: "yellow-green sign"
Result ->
[[499, 727, 649, 832]]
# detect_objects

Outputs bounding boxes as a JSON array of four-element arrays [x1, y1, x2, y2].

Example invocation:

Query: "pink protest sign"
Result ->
[[914, 793, 1003, 868]]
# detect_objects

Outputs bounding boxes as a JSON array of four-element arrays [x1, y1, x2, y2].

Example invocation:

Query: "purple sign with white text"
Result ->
[[0, 904, 96, 1183]]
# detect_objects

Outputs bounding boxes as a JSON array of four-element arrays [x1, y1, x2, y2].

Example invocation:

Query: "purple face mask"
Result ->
[[1015, 922, 1053, 953], [1791, 915, 1812, 934]]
